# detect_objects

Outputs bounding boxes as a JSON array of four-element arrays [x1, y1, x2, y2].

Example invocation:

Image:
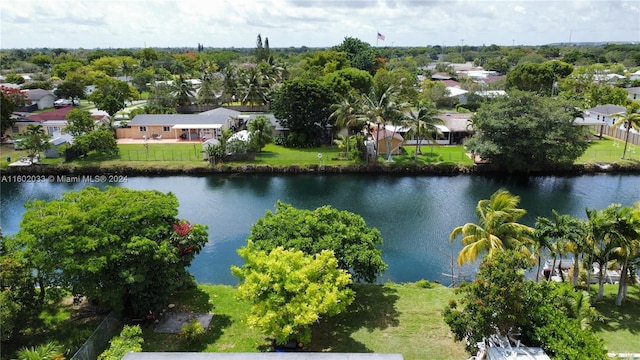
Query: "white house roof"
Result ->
[[446, 87, 468, 97], [228, 130, 250, 142]]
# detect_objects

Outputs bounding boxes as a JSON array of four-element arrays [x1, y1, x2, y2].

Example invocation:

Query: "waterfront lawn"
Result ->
[[590, 284, 640, 353], [142, 282, 468, 360], [577, 136, 640, 163]]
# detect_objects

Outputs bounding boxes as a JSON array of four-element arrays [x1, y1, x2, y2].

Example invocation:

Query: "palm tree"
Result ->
[[611, 203, 640, 306], [329, 95, 364, 159], [173, 75, 195, 107], [586, 204, 623, 301], [361, 83, 408, 160], [449, 189, 534, 265], [239, 66, 270, 107], [612, 102, 640, 159], [534, 210, 585, 283], [404, 100, 443, 161]]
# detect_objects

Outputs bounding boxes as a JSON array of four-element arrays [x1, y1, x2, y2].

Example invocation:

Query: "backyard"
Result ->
[[1, 135, 637, 170], [6, 282, 636, 360]]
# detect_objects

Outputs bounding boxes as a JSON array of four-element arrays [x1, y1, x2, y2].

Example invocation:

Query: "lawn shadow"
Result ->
[[591, 294, 640, 335], [182, 314, 233, 352], [170, 286, 213, 313], [307, 284, 400, 352]]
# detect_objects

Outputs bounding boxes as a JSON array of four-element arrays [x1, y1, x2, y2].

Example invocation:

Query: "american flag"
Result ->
[[377, 32, 385, 41]]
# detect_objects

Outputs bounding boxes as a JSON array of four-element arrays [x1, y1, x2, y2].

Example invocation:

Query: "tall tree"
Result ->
[[271, 78, 337, 147], [534, 210, 585, 284], [246, 201, 387, 283], [88, 78, 139, 127], [361, 82, 408, 159], [449, 189, 534, 265], [464, 91, 590, 172], [612, 102, 640, 159]]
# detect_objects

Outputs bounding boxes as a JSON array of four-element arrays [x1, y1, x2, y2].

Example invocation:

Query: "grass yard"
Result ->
[[577, 136, 640, 163], [590, 284, 640, 353], [140, 282, 467, 360]]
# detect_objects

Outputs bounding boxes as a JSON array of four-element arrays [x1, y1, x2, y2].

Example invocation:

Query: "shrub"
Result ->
[[98, 325, 143, 360], [181, 318, 205, 343], [415, 279, 434, 288]]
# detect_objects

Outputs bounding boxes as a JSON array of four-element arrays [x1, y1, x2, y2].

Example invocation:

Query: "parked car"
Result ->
[[54, 99, 72, 108]]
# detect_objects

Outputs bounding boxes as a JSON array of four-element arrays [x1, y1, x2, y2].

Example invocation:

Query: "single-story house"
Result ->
[[438, 113, 475, 144], [118, 107, 241, 140], [24, 89, 55, 110], [8, 107, 74, 136], [44, 132, 74, 158]]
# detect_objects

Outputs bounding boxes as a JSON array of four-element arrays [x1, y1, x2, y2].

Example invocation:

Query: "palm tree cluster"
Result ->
[[329, 83, 445, 161], [450, 189, 640, 306]]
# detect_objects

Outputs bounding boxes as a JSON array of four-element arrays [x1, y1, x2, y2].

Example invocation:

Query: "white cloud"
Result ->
[[0, 0, 638, 49]]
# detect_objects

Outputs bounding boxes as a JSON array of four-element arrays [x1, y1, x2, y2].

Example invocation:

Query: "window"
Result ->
[[163, 126, 171, 132], [11, 126, 19, 133], [47, 126, 61, 135], [139, 126, 147, 132]]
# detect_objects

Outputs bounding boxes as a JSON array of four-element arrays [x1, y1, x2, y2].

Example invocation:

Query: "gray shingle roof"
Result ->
[[587, 104, 626, 116], [128, 107, 242, 126]]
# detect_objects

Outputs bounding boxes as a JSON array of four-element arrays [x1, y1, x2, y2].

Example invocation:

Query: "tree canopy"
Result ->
[[245, 201, 387, 283], [270, 78, 337, 147], [464, 91, 590, 172], [232, 244, 354, 345], [8, 187, 208, 317]]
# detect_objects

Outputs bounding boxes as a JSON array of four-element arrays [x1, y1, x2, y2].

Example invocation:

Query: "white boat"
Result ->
[[589, 265, 621, 284]]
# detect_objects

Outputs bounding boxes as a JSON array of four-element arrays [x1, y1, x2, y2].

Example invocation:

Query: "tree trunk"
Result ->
[[572, 254, 580, 287], [621, 124, 630, 159], [615, 257, 628, 306], [597, 260, 606, 301]]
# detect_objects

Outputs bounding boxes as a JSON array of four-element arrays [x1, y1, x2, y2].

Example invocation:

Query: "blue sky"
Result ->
[[1, 0, 638, 49]]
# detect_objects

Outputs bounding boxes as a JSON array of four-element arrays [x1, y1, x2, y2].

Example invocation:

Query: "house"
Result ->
[[9, 106, 74, 137], [24, 89, 55, 110], [44, 132, 74, 158], [584, 104, 626, 127], [626, 87, 640, 102], [118, 107, 241, 140], [446, 86, 469, 104], [438, 113, 475, 144]]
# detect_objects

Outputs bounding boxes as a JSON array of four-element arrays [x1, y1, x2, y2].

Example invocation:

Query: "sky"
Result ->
[[0, 0, 638, 50]]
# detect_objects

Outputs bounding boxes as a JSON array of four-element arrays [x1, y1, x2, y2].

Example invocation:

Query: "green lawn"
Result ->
[[1, 135, 638, 170], [142, 282, 468, 360], [577, 136, 640, 163], [590, 284, 640, 353]]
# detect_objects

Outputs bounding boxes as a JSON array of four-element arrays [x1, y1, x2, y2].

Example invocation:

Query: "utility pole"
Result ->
[[460, 39, 464, 54]]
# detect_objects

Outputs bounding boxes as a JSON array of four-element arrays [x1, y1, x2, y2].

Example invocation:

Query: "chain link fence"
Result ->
[[69, 311, 124, 360]]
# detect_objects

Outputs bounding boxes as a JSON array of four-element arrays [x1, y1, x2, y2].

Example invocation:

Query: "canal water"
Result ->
[[1, 173, 638, 285]]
